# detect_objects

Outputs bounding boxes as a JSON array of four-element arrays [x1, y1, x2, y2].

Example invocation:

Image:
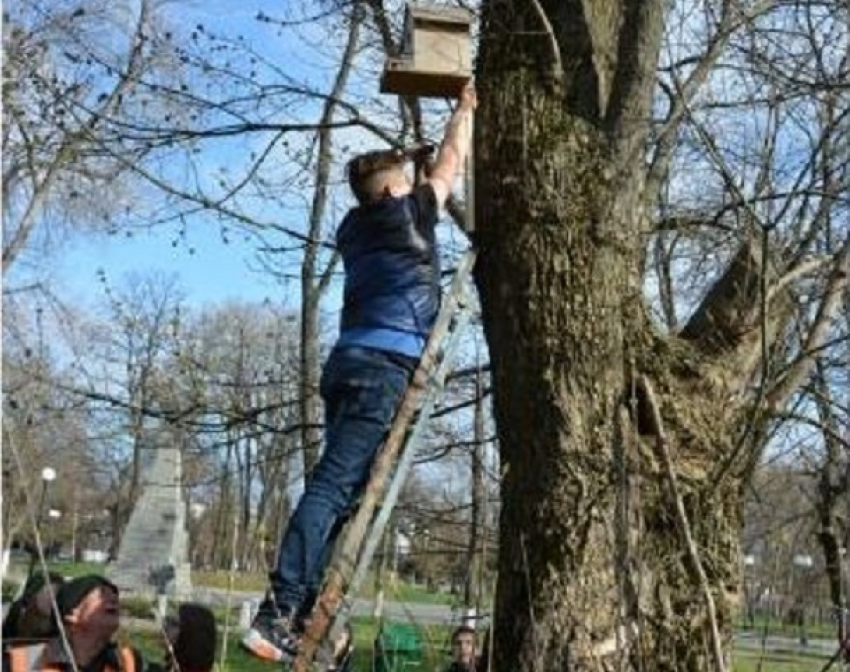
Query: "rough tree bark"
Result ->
[[473, 2, 814, 671]]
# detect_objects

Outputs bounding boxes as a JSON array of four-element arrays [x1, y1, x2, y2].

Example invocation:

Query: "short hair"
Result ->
[[451, 625, 477, 643], [346, 149, 407, 204]]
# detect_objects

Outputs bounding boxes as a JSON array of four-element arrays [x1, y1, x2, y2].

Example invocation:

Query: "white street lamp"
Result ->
[[742, 555, 758, 627], [28, 467, 58, 577], [793, 554, 814, 645], [189, 502, 207, 520], [793, 554, 814, 569]]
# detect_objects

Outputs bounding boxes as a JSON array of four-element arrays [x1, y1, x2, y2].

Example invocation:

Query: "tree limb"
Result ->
[[679, 238, 776, 356], [606, 0, 666, 165], [645, 1, 779, 206], [766, 235, 850, 412], [529, 0, 564, 85], [640, 375, 727, 672]]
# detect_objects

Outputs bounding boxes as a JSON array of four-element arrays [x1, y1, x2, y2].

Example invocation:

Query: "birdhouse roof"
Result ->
[[406, 3, 473, 27]]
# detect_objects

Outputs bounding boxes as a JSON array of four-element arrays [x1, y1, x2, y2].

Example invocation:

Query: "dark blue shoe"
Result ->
[[241, 603, 300, 662]]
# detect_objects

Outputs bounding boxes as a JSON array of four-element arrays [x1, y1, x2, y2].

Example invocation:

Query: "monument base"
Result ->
[[108, 561, 192, 598]]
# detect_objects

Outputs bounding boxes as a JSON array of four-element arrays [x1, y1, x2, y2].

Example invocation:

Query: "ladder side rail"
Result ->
[[348, 294, 474, 598]]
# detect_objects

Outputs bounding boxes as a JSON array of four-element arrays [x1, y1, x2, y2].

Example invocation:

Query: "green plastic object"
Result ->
[[373, 622, 423, 672]]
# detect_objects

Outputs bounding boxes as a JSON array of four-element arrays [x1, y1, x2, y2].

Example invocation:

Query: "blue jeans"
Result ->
[[270, 345, 415, 619]]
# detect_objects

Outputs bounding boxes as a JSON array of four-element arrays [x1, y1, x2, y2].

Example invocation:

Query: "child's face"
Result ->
[[452, 632, 476, 665], [66, 586, 120, 637]]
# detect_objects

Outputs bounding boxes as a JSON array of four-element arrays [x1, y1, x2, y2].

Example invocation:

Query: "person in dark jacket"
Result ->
[[242, 82, 477, 663]]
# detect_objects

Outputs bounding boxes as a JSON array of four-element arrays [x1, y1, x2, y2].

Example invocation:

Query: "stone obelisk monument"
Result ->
[[108, 435, 191, 596]]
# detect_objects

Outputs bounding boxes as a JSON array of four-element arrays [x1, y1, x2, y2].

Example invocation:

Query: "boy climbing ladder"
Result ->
[[241, 81, 477, 664]]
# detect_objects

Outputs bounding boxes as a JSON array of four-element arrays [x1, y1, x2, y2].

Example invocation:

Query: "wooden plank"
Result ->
[[413, 28, 471, 73], [408, 3, 473, 26], [380, 59, 470, 98]]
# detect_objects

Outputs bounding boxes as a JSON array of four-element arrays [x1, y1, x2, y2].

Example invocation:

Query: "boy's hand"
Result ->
[[459, 82, 477, 112]]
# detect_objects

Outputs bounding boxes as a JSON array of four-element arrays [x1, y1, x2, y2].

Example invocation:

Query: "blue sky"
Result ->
[[9, 1, 469, 320], [45, 1, 344, 313], [57, 225, 282, 309]]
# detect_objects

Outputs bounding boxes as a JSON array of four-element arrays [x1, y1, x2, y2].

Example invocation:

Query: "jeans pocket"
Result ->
[[343, 374, 404, 425]]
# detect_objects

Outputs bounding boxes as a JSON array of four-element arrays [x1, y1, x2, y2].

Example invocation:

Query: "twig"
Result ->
[[640, 375, 727, 672], [486, 568, 497, 672], [766, 257, 830, 303], [766, 235, 850, 411], [614, 406, 635, 669]]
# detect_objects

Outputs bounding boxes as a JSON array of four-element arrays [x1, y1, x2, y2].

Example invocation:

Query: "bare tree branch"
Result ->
[[640, 375, 727, 672], [766, 235, 850, 411]]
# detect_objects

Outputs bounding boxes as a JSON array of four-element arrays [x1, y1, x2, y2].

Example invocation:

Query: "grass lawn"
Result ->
[[42, 561, 113, 578], [125, 616, 453, 672], [733, 650, 836, 671], [121, 616, 840, 672], [738, 618, 841, 642]]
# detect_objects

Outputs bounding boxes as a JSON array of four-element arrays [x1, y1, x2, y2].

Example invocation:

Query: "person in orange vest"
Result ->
[[3, 575, 145, 672]]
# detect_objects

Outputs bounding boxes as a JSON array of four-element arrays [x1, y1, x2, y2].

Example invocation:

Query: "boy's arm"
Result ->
[[427, 83, 477, 209]]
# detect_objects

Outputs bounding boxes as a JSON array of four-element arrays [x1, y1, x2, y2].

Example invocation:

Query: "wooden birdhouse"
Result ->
[[380, 3, 474, 98]]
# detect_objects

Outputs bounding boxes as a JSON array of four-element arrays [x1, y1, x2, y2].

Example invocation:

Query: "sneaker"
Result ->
[[241, 606, 301, 662]]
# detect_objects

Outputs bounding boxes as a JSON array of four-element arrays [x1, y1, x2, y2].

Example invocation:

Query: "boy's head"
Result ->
[[451, 625, 477, 667], [55, 574, 120, 640], [346, 146, 434, 204]]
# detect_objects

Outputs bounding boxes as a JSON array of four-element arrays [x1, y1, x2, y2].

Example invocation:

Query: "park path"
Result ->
[[190, 585, 461, 626]]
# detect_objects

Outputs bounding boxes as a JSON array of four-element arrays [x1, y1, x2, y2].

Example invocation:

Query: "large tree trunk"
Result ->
[[475, 2, 747, 670]]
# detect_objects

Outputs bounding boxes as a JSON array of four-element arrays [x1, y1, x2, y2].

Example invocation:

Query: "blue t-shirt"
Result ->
[[335, 184, 440, 358]]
